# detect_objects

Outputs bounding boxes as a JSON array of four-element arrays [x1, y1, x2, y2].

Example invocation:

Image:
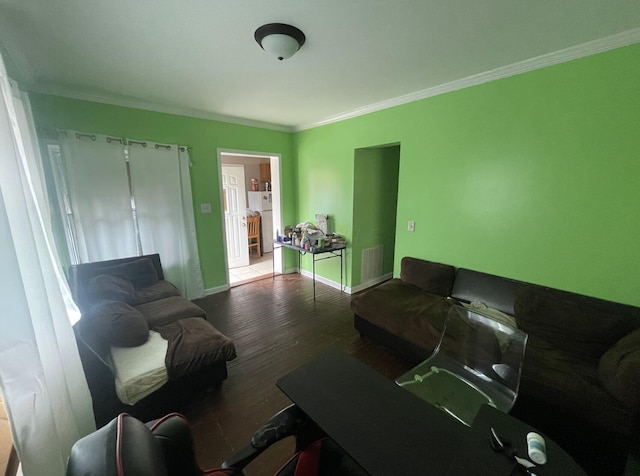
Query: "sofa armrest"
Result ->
[[599, 327, 640, 409], [74, 325, 120, 414]]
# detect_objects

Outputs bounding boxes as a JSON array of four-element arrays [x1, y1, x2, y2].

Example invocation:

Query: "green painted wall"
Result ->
[[295, 43, 640, 306], [30, 94, 296, 290], [29, 43, 640, 306], [352, 145, 400, 286]]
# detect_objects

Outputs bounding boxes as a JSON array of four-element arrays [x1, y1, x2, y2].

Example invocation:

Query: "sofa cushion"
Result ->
[[87, 274, 135, 304], [599, 328, 640, 410], [520, 335, 636, 435], [131, 280, 181, 306], [515, 288, 631, 359], [351, 279, 452, 352], [400, 257, 455, 297], [89, 300, 149, 347], [157, 317, 237, 380], [135, 296, 207, 328], [94, 257, 159, 288]]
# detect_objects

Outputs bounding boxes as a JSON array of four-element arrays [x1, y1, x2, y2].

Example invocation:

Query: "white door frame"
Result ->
[[217, 149, 283, 283]]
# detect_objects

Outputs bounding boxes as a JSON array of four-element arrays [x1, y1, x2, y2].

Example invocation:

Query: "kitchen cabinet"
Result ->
[[260, 163, 271, 185]]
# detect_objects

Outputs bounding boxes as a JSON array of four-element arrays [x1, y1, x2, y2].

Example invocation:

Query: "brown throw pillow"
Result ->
[[87, 274, 135, 304], [89, 300, 149, 347], [515, 288, 630, 359], [599, 328, 640, 409]]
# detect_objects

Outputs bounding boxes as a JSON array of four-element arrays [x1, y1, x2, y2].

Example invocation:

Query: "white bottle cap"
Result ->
[[527, 431, 547, 465]]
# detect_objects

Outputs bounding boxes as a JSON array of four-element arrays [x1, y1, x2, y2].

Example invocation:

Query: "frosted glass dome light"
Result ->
[[255, 23, 306, 61]]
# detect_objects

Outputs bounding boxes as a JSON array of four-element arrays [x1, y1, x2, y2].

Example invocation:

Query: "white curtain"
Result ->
[[177, 148, 205, 299], [59, 132, 137, 262], [0, 54, 95, 475], [58, 133, 204, 299], [128, 142, 204, 298]]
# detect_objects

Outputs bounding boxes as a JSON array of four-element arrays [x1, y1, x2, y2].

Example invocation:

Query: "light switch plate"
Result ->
[[408, 220, 415, 232], [200, 203, 212, 214]]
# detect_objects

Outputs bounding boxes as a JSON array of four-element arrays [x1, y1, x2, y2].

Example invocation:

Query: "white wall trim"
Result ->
[[350, 272, 393, 295], [294, 28, 640, 131], [218, 148, 283, 277], [25, 28, 640, 134], [300, 269, 352, 295], [204, 284, 230, 296], [27, 84, 294, 133]]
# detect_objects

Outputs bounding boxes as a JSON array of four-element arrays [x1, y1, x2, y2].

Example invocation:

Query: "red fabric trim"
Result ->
[[147, 412, 216, 475], [148, 411, 187, 432], [293, 439, 323, 476], [115, 413, 128, 476]]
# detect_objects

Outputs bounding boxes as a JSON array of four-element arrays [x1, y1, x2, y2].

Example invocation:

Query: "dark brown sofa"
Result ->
[[352, 257, 640, 437], [69, 254, 236, 427]]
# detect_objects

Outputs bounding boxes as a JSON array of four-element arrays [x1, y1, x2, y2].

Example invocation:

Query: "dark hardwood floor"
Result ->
[[181, 274, 637, 476], [185, 274, 411, 476]]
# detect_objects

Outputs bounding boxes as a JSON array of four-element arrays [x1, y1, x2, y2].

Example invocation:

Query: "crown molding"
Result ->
[[27, 84, 295, 133], [294, 27, 640, 132], [0, 44, 34, 85], [22, 28, 640, 134]]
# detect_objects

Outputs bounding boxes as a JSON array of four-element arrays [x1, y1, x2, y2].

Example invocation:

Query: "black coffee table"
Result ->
[[277, 348, 586, 476]]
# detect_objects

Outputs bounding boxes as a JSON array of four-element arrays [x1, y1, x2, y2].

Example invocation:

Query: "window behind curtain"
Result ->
[[50, 132, 204, 298]]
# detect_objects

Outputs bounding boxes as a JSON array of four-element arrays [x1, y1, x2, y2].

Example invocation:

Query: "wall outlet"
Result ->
[[200, 203, 212, 214], [408, 220, 415, 232]]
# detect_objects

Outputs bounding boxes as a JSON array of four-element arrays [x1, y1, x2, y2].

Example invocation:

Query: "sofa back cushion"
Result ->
[[515, 287, 633, 359], [87, 274, 136, 304], [400, 257, 455, 297], [93, 258, 159, 288], [451, 269, 520, 316], [68, 254, 165, 313]]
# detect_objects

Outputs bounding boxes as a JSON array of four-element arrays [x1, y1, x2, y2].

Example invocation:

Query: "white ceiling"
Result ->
[[1, 0, 639, 131]]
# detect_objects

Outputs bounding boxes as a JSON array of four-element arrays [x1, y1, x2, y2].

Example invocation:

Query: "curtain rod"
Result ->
[[39, 128, 193, 152], [127, 141, 191, 152], [127, 139, 147, 147]]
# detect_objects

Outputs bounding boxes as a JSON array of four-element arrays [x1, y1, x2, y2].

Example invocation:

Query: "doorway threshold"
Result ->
[[229, 252, 273, 287]]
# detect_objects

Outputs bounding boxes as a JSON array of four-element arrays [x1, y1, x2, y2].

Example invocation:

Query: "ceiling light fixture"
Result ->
[[254, 23, 306, 61]]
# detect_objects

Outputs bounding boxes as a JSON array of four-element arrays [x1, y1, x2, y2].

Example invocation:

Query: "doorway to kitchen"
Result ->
[[219, 150, 282, 287]]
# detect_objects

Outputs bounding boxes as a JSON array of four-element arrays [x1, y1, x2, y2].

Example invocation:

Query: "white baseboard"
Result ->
[[300, 269, 352, 294], [203, 284, 230, 296], [204, 268, 388, 296], [350, 272, 393, 294]]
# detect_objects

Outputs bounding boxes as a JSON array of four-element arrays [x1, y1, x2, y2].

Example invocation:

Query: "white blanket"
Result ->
[[111, 330, 169, 405]]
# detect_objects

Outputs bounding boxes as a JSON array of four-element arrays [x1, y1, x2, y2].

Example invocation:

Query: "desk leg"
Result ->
[[340, 249, 343, 293], [312, 253, 316, 301]]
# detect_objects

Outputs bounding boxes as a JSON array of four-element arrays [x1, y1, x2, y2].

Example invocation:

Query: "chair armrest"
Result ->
[[221, 404, 317, 469]]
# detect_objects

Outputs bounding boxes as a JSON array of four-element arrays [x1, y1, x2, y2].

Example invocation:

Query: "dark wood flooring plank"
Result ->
[[183, 274, 411, 476], [154, 273, 621, 476]]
